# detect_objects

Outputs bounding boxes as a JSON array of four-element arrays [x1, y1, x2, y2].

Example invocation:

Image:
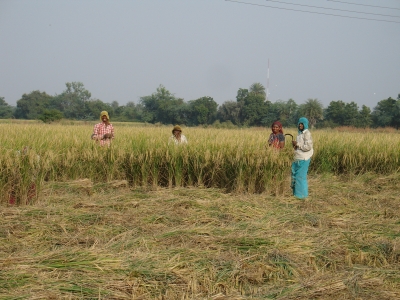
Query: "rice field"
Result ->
[[1, 121, 399, 205]]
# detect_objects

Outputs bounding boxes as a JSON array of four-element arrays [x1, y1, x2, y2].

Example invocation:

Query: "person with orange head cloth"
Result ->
[[91, 111, 114, 147], [268, 121, 285, 149]]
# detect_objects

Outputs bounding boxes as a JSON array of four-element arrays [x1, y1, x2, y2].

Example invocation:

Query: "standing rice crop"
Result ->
[[1, 122, 399, 205]]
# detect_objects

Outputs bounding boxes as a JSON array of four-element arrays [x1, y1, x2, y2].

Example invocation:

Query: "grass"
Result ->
[[1, 123, 399, 205], [1, 173, 399, 299]]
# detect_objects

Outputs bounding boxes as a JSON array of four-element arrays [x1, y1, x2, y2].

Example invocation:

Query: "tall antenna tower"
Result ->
[[266, 58, 270, 101]]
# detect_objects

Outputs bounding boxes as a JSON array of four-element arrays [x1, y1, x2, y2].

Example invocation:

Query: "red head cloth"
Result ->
[[271, 121, 283, 134]]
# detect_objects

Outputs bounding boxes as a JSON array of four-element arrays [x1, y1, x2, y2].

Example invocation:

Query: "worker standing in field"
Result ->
[[291, 117, 313, 199], [91, 111, 114, 147], [168, 125, 188, 145], [268, 121, 285, 149]]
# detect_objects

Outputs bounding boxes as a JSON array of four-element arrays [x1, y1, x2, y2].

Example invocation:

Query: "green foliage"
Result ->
[[264, 99, 298, 127], [0, 96, 13, 119], [15, 90, 53, 119], [188, 96, 218, 125], [217, 101, 242, 125], [372, 97, 400, 129], [50, 82, 92, 120], [249, 82, 266, 99], [38, 109, 64, 123], [356, 105, 372, 128], [241, 93, 270, 126], [298, 99, 324, 128], [140, 85, 186, 124], [84, 99, 112, 120], [8, 80, 399, 129]]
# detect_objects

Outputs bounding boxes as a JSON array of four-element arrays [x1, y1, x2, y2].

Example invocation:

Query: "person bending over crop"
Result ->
[[291, 117, 313, 199], [91, 111, 114, 147], [268, 121, 285, 149], [168, 125, 188, 145]]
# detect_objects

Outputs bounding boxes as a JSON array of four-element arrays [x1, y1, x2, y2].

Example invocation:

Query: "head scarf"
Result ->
[[298, 117, 309, 134], [271, 121, 283, 134], [100, 111, 110, 125]]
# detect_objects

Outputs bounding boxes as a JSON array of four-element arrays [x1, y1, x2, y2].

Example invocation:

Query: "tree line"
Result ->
[[1, 82, 399, 128]]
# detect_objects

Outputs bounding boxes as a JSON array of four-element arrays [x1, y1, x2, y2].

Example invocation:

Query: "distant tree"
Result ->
[[188, 96, 218, 125], [236, 88, 249, 104], [249, 82, 266, 99], [140, 85, 185, 124], [123, 101, 144, 122], [14, 91, 53, 119], [85, 99, 112, 120], [372, 97, 400, 128], [0, 97, 13, 119], [217, 100, 243, 125], [38, 109, 63, 123], [298, 98, 324, 128], [51, 82, 92, 119], [234, 84, 272, 126], [356, 105, 372, 128], [241, 92, 270, 126], [343, 102, 359, 126], [285, 99, 299, 126], [325, 100, 346, 126], [168, 102, 191, 125], [270, 99, 298, 127]]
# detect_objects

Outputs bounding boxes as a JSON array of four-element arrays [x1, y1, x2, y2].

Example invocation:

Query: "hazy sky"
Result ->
[[1, 0, 399, 109]]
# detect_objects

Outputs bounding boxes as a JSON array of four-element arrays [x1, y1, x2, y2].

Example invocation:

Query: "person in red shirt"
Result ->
[[91, 111, 114, 147]]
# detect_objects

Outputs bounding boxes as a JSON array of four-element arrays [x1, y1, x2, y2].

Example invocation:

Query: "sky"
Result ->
[[1, 0, 399, 109]]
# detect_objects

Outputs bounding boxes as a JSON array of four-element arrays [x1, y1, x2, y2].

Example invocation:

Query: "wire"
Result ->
[[225, 0, 400, 24], [326, 0, 400, 11], [264, 0, 400, 18]]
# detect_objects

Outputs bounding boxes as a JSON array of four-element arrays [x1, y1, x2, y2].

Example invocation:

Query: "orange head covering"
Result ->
[[271, 121, 283, 134]]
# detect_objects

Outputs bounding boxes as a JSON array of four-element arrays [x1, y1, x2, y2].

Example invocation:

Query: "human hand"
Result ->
[[103, 133, 112, 139], [292, 141, 297, 147]]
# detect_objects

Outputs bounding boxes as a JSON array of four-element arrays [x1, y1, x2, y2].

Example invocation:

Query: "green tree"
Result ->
[[356, 105, 372, 128], [241, 92, 270, 126], [119, 101, 140, 122], [325, 100, 346, 126], [236, 88, 249, 104], [249, 82, 266, 99], [51, 82, 92, 119], [372, 97, 400, 128], [271, 99, 298, 127], [85, 99, 112, 120], [0, 97, 13, 119], [188, 96, 218, 125], [15, 91, 53, 119], [217, 100, 243, 125], [298, 98, 324, 128], [236, 84, 271, 126], [140, 85, 185, 124], [38, 109, 64, 123], [343, 102, 359, 126]]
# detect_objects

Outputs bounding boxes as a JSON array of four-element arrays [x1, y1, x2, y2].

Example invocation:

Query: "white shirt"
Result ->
[[168, 134, 188, 145], [294, 129, 313, 161]]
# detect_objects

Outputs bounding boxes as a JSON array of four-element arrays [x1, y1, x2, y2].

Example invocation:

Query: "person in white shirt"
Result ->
[[168, 125, 188, 145], [291, 117, 313, 199]]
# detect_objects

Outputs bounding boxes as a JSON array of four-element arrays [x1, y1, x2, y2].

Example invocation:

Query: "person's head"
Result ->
[[172, 125, 182, 136], [100, 111, 110, 124], [298, 117, 309, 132], [271, 121, 283, 134]]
